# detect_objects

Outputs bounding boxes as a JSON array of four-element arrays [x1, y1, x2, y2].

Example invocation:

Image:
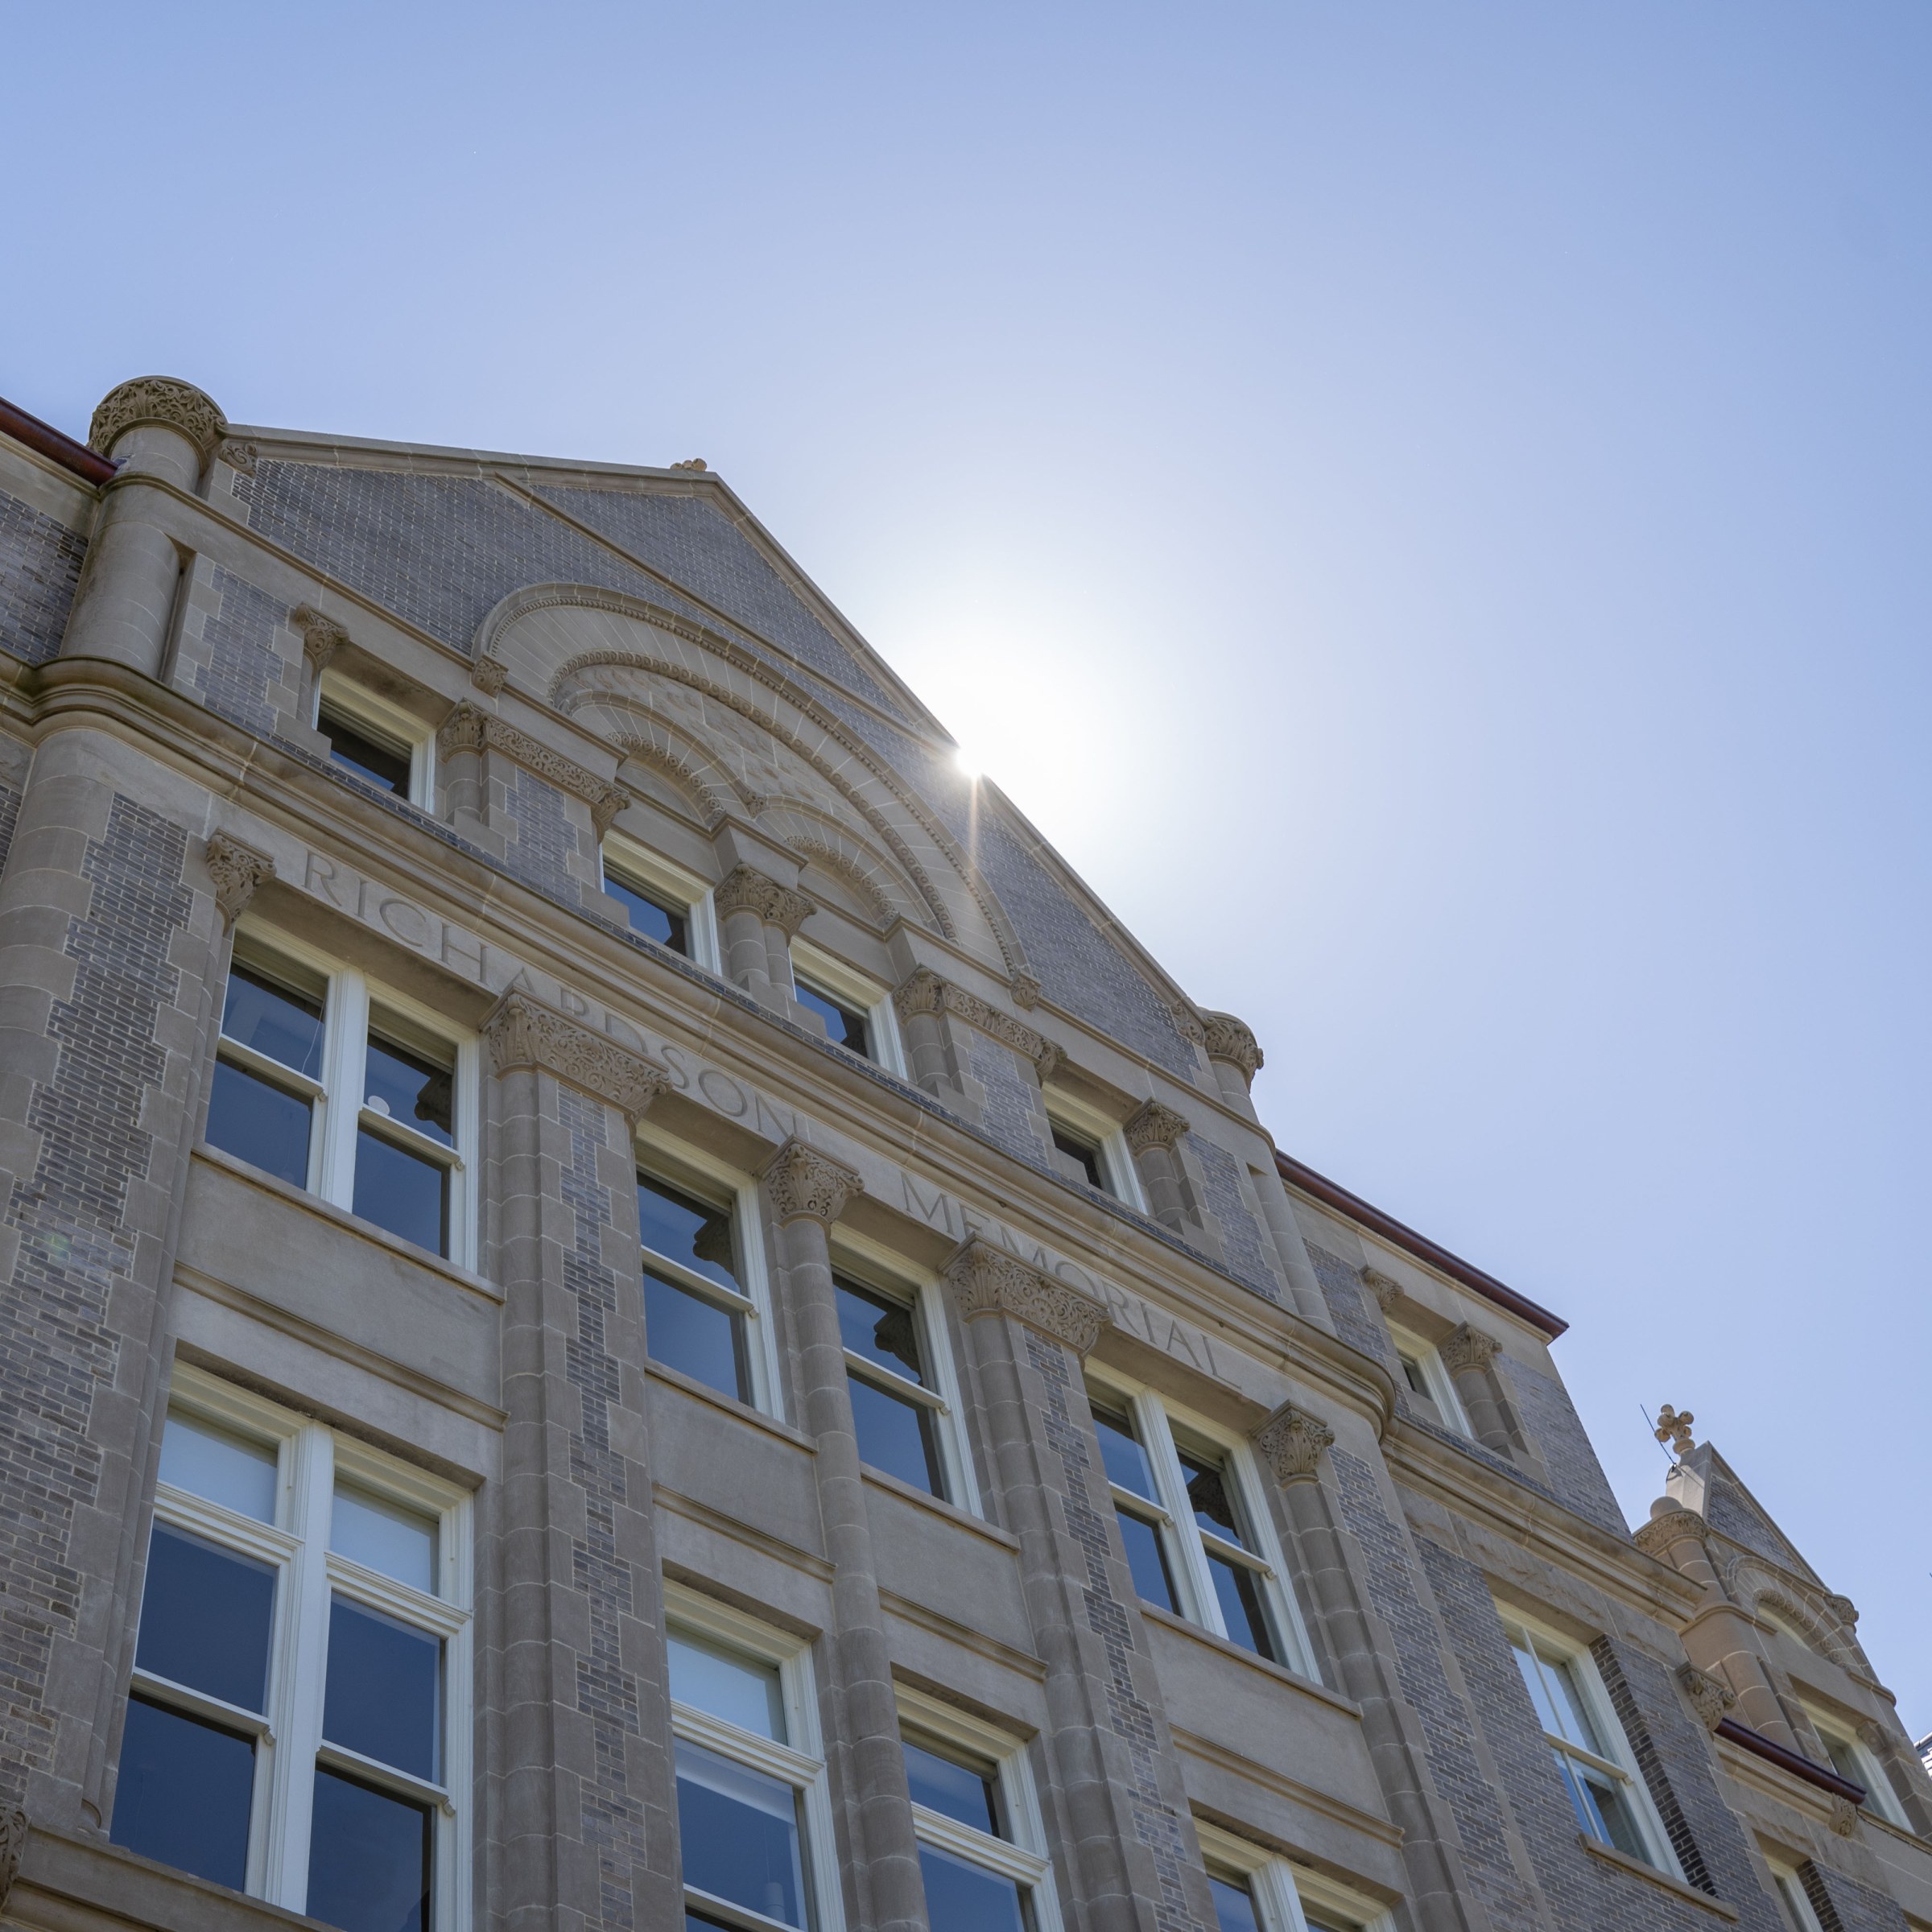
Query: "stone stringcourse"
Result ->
[[941, 1236, 1111, 1356], [204, 832, 275, 929], [1253, 1403, 1336, 1484], [762, 1139, 865, 1224], [714, 864, 817, 938], [1437, 1322, 1501, 1376], [893, 965, 1063, 1082], [1677, 1664, 1736, 1732], [291, 604, 351, 675], [1123, 1098, 1190, 1155], [1200, 1010, 1264, 1084], [87, 376, 229, 460], [482, 989, 668, 1124], [438, 701, 632, 836], [1633, 1506, 1710, 1558], [1360, 1265, 1403, 1311]]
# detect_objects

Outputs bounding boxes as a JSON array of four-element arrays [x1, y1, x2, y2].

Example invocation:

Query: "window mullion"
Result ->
[[1134, 1393, 1221, 1637], [316, 968, 365, 1212]]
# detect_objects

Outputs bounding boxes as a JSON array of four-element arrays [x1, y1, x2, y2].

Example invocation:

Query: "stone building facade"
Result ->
[[0, 375, 1923, 1932]]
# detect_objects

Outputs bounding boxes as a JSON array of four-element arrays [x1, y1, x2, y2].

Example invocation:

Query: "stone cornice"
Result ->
[[483, 989, 668, 1123], [437, 700, 631, 836], [1253, 1403, 1335, 1484], [1124, 1099, 1190, 1155], [762, 1139, 864, 1224], [714, 864, 817, 936], [1438, 1322, 1501, 1376], [204, 832, 275, 929], [291, 604, 350, 675], [892, 966, 1062, 1080], [941, 1236, 1111, 1356], [1201, 1010, 1264, 1084], [88, 377, 229, 460]]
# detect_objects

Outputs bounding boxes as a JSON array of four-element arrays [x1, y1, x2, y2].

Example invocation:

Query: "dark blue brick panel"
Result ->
[[0, 489, 87, 665]]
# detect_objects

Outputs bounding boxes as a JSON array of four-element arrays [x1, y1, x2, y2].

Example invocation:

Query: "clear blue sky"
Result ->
[[9, 5, 1929, 1725]]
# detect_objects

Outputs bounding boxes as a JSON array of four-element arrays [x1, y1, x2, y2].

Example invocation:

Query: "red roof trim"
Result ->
[[1715, 1717, 1866, 1804], [1273, 1149, 1569, 1340], [0, 395, 115, 485]]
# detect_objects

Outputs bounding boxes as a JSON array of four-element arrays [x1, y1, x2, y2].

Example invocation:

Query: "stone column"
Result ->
[[716, 866, 815, 1017], [1123, 1100, 1206, 1241], [482, 992, 683, 1932], [1200, 1011, 1264, 1118], [1435, 1324, 1521, 1458], [943, 1238, 1216, 1932], [290, 605, 349, 732], [62, 379, 229, 677], [1253, 1405, 1484, 1932], [762, 1140, 926, 1932]]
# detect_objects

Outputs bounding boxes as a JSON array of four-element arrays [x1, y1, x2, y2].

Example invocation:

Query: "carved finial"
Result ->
[[942, 1236, 1110, 1356], [1253, 1403, 1335, 1484], [1677, 1664, 1736, 1733], [1438, 1323, 1501, 1377], [1123, 1099, 1190, 1155], [1655, 1405, 1696, 1460], [89, 376, 228, 460], [763, 1139, 863, 1225], [470, 655, 510, 696], [0, 1806, 25, 1910], [670, 458, 708, 473], [1360, 1266, 1402, 1312], [715, 864, 817, 937], [290, 605, 350, 675], [1200, 1011, 1264, 1084], [205, 832, 275, 929], [483, 991, 668, 1124]]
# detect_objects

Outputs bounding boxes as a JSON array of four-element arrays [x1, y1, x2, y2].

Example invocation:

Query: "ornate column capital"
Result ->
[[204, 832, 275, 929], [1677, 1664, 1736, 1732], [942, 1236, 1110, 1356], [470, 655, 510, 696], [1253, 1403, 1335, 1484], [1360, 1265, 1403, 1312], [88, 376, 229, 460], [762, 1138, 864, 1225], [1825, 1592, 1860, 1629], [715, 863, 817, 937], [0, 1806, 26, 1913], [1201, 1010, 1264, 1085], [291, 604, 351, 675], [437, 703, 632, 835], [1123, 1099, 1190, 1155], [1438, 1322, 1501, 1376], [1633, 1505, 1709, 1559], [891, 966, 1060, 1080], [484, 990, 668, 1125]]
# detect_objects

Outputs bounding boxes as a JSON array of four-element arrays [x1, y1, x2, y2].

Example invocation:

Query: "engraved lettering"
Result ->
[[559, 984, 592, 1021], [305, 852, 349, 907], [751, 1090, 798, 1145], [657, 1044, 692, 1090], [697, 1068, 749, 1117], [377, 895, 431, 950], [441, 926, 486, 982], [603, 1013, 650, 1055], [901, 1174, 958, 1232]]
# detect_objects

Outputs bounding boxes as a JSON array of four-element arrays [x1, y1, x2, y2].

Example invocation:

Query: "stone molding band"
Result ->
[[1253, 1402, 1335, 1484], [940, 1236, 1110, 1357], [204, 832, 275, 930], [88, 376, 229, 461], [439, 701, 632, 836], [892, 965, 1062, 1081], [715, 865, 817, 937], [762, 1139, 864, 1225], [483, 990, 668, 1124]]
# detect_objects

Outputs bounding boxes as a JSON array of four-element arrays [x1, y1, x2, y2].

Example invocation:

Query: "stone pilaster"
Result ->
[[890, 965, 1062, 1130], [1199, 1010, 1263, 1117], [716, 866, 816, 1017], [1122, 1100, 1216, 1254], [1435, 1323, 1523, 1459]]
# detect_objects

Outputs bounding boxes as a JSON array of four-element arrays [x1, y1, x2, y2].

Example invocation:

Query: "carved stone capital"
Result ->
[[0, 1806, 27, 1912], [1170, 1002, 1208, 1046], [470, 655, 510, 696], [1201, 1010, 1264, 1084], [1826, 1593, 1860, 1629], [483, 990, 668, 1124], [1677, 1664, 1735, 1732], [291, 604, 350, 675], [89, 376, 229, 460], [1633, 1506, 1709, 1559], [436, 702, 631, 833], [1009, 972, 1042, 1010], [205, 832, 275, 928], [1360, 1266, 1403, 1312], [1123, 1099, 1190, 1155], [890, 966, 1060, 1079], [715, 864, 817, 937], [942, 1236, 1110, 1356], [1253, 1403, 1335, 1484], [222, 439, 258, 478], [1438, 1322, 1501, 1377], [762, 1139, 864, 1225], [1828, 1795, 1861, 1838]]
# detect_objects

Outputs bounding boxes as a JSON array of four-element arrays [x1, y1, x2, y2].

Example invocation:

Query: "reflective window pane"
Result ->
[[112, 1696, 254, 1891], [1398, 1353, 1430, 1397], [221, 964, 324, 1077], [1511, 1638, 1564, 1737], [1206, 1552, 1278, 1662], [323, 1596, 441, 1781], [637, 1175, 741, 1293], [364, 1031, 453, 1146], [902, 1737, 998, 1835], [137, 1523, 275, 1712], [795, 978, 869, 1056], [1209, 1875, 1264, 1932], [645, 1270, 749, 1402], [1114, 1505, 1178, 1612], [1180, 1448, 1249, 1550], [308, 1765, 431, 1932], [159, 1410, 277, 1522], [919, 1841, 1026, 1932], [1090, 1405, 1159, 1502], [207, 1057, 312, 1188], [848, 1371, 944, 1496], [332, 1484, 436, 1595], [1546, 1656, 1605, 1755], [1051, 1122, 1106, 1190], [675, 1738, 806, 1930], [353, 1126, 448, 1256], [667, 1630, 784, 1741], [836, 1278, 928, 1385], [605, 873, 688, 955], [320, 708, 414, 798]]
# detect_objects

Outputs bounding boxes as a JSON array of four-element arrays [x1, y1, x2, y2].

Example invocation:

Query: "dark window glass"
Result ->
[[1179, 1448, 1249, 1550], [645, 1269, 749, 1402], [323, 1596, 440, 1781], [835, 1278, 927, 1385], [1397, 1353, 1429, 1397], [113, 1696, 255, 1889], [222, 964, 325, 1076], [606, 873, 689, 955], [136, 1523, 275, 1711], [1205, 1551, 1278, 1662], [353, 1127, 448, 1255], [847, 1373, 944, 1496], [206, 1057, 313, 1187], [919, 1842, 1026, 1932], [637, 1175, 740, 1294], [1051, 1123, 1104, 1191], [902, 1737, 999, 1836], [364, 1032, 452, 1146], [1114, 1505, 1178, 1612], [1208, 1875, 1264, 1932], [308, 1765, 431, 1932], [675, 1738, 806, 1929], [1090, 1405, 1159, 1502], [795, 978, 870, 1056], [320, 707, 413, 797]]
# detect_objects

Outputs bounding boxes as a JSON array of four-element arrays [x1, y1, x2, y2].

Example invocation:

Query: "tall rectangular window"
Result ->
[[788, 939, 905, 1076], [600, 834, 720, 970], [315, 673, 433, 809], [1196, 1821, 1387, 1931], [1805, 1707, 1907, 1827], [114, 1371, 469, 1932]]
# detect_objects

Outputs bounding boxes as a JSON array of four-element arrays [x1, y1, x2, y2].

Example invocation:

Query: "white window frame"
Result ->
[[896, 1684, 1063, 1932], [1804, 1705, 1908, 1828], [1195, 1819, 1393, 1932], [1086, 1368, 1320, 1682], [315, 669, 436, 810], [789, 938, 906, 1078], [601, 832, 721, 972], [1041, 1089, 1145, 1211], [1767, 1859, 1825, 1932], [831, 1228, 980, 1517], [131, 1366, 472, 1931], [1499, 1608, 1681, 1877], [635, 1125, 785, 1421], [1387, 1324, 1472, 1437], [218, 923, 479, 1270], [663, 1583, 844, 1932]]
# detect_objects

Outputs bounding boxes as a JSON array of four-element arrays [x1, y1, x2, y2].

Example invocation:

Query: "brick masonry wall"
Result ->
[[1309, 1243, 1402, 1375], [964, 1037, 1049, 1166], [0, 489, 88, 666], [498, 766, 588, 903], [1492, 1356, 1627, 1538], [1704, 1480, 1805, 1573], [1189, 1138, 1278, 1302], [179, 564, 302, 737], [1802, 1861, 1911, 1932]]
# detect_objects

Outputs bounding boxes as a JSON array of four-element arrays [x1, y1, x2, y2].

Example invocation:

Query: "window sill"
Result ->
[[1577, 1836, 1739, 1919], [643, 1357, 815, 1454], [1138, 1604, 1360, 1721], [861, 1463, 1020, 1553]]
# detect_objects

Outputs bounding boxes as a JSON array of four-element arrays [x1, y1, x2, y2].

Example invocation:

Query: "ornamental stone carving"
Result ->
[[1009, 972, 1042, 1010], [436, 702, 631, 835], [1201, 1010, 1264, 1084], [88, 376, 229, 460], [0, 1806, 26, 1912], [291, 604, 350, 675], [222, 439, 258, 478], [1829, 1796, 1861, 1839], [1677, 1664, 1735, 1732], [1253, 1403, 1335, 1484], [1858, 1721, 1888, 1753], [1169, 1002, 1208, 1046], [1633, 1506, 1709, 1559], [715, 864, 817, 937], [1438, 1323, 1501, 1376], [470, 655, 510, 696], [204, 832, 275, 929], [1653, 1403, 1696, 1459], [1360, 1266, 1402, 1312], [1123, 1099, 1190, 1154], [941, 1236, 1110, 1356], [891, 966, 1062, 1080], [483, 990, 668, 1125], [1826, 1593, 1859, 1629], [762, 1139, 863, 1225]]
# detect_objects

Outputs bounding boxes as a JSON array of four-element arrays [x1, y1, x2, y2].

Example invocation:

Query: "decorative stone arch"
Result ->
[[757, 809, 916, 931], [566, 692, 747, 829], [1729, 1562, 1863, 1670]]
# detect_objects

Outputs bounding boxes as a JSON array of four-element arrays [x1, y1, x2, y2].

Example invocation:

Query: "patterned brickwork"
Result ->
[[1189, 1138, 1278, 1302], [0, 781, 19, 874], [965, 1038, 1049, 1166], [0, 489, 87, 665], [1308, 1242, 1400, 1373], [0, 798, 191, 1807], [1803, 1861, 1911, 1932], [501, 766, 584, 902], [1494, 1355, 1628, 1538], [191, 565, 294, 735], [1705, 1480, 1806, 1573], [1589, 1637, 1714, 1892]]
